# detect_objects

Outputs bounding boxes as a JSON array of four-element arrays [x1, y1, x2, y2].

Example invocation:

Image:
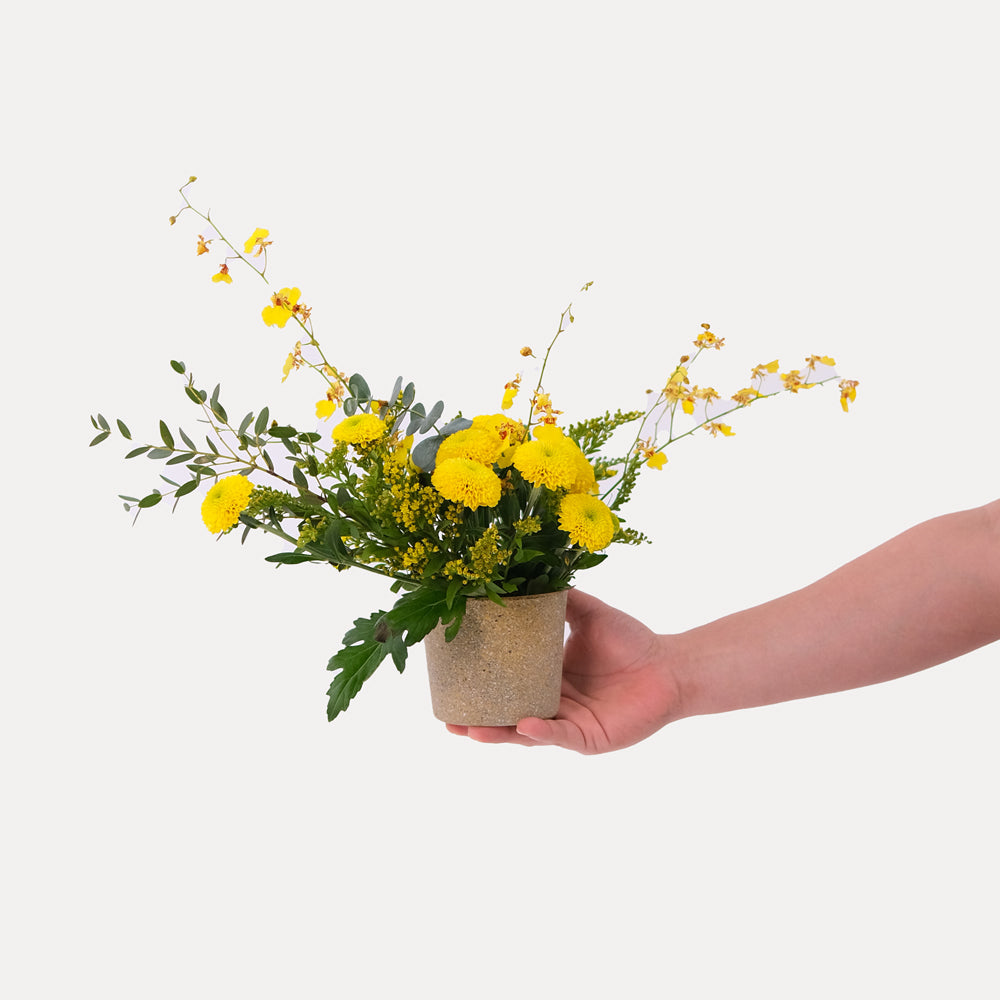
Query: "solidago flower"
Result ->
[[332, 413, 386, 445], [432, 458, 502, 510], [262, 288, 303, 328], [211, 263, 232, 284], [201, 475, 254, 534], [436, 427, 505, 467], [512, 433, 579, 490], [244, 228, 272, 256], [558, 494, 617, 551], [839, 379, 859, 412]]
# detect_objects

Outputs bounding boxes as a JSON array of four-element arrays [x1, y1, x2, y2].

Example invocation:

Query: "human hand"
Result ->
[[446, 589, 681, 753]]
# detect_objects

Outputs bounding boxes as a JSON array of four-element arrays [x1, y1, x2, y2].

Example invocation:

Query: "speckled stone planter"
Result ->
[[424, 590, 569, 726]]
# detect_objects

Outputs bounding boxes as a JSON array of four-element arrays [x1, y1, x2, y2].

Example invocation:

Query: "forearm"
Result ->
[[671, 500, 1000, 719]]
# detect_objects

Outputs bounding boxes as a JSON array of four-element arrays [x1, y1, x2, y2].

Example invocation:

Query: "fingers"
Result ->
[[444, 717, 589, 752]]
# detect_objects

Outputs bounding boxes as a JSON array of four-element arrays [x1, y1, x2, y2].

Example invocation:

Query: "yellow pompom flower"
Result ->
[[512, 432, 579, 490], [435, 427, 505, 467], [558, 494, 617, 551], [431, 458, 502, 510], [201, 475, 254, 534], [331, 413, 386, 445]]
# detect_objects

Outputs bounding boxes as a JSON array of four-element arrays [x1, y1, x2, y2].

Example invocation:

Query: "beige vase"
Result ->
[[424, 590, 568, 726]]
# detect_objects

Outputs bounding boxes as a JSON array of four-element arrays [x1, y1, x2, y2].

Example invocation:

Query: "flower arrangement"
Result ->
[[91, 178, 859, 721]]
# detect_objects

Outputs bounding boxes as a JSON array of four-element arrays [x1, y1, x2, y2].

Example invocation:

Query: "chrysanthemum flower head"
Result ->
[[435, 427, 505, 467], [201, 475, 254, 534], [511, 435, 579, 490], [331, 412, 386, 446], [431, 458, 502, 510], [558, 494, 617, 551]]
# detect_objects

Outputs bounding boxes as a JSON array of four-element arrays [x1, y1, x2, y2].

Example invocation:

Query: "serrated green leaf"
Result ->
[[89, 430, 110, 447], [170, 360, 186, 373], [254, 407, 270, 436], [116, 419, 132, 440], [159, 421, 174, 449]]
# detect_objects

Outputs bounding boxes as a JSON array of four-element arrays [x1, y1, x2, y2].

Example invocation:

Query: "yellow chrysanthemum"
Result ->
[[201, 475, 254, 534], [558, 494, 617, 551], [435, 427, 504, 467], [431, 458, 502, 510], [332, 413, 386, 445], [512, 432, 579, 490], [471, 414, 526, 466]]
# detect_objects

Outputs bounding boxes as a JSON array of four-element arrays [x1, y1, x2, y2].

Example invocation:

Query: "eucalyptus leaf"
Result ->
[[147, 448, 172, 459], [89, 430, 110, 447], [419, 400, 445, 432], [348, 373, 371, 401], [116, 419, 132, 440], [343, 398, 357, 416], [179, 427, 197, 451], [97, 413, 110, 431], [170, 360, 186, 373], [138, 493, 163, 508], [402, 382, 416, 408], [438, 416, 473, 437], [238, 412, 254, 436], [159, 421, 174, 449], [174, 480, 199, 498], [411, 435, 443, 471], [184, 386, 203, 405], [125, 445, 150, 459], [254, 407, 270, 436]]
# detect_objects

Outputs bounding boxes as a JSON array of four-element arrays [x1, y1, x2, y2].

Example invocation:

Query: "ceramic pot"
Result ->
[[423, 590, 568, 726]]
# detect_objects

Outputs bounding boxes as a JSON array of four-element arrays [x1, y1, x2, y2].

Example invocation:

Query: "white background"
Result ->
[[5, 1, 998, 997]]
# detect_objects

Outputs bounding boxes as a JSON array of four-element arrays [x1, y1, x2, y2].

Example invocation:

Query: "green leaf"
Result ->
[[178, 427, 198, 451], [159, 421, 174, 449], [262, 449, 274, 472], [254, 407, 270, 436], [138, 492, 163, 508], [174, 479, 199, 498], [165, 452, 197, 465], [348, 373, 371, 401], [402, 382, 416, 409], [116, 419, 132, 440], [97, 413, 110, 432], [343, 398, 357, 416], [89, 430, 110, 447], [419, 400, 445, 432], [147, 448, 172, 459], [159, 475, 180, 487], [212, 401, 228, 422], [267, 425, 297, 438], [185, 386, 204, 405], [292, 465, 308, 489], [264, 551, 321, 565], [298, 432, 321, 444], [238, 411, 254, 436], [170, 360, 186, 373], [118, 495, 140, 502], [125, 445, 150, 459], [206, 436, 219, 455]]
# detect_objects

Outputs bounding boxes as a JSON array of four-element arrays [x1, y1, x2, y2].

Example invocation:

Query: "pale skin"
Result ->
[[447, 499, 1000, 754]]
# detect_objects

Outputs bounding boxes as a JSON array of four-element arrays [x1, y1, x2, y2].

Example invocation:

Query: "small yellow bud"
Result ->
[[169, 215, 177, 225], [189, 175, 197, 182]]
